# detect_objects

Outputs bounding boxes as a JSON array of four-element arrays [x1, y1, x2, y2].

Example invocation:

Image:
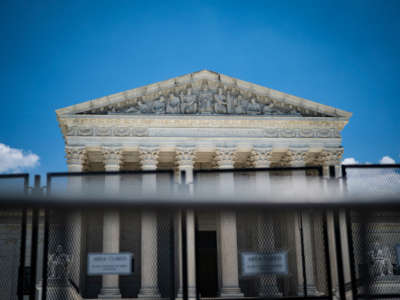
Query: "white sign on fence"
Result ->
[[88, 253, 132, 275], [240, 251, 288, 277]]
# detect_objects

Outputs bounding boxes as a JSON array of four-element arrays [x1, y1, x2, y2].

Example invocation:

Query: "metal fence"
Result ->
[[1, 166, 400, 300], [0, 174, 29, 300], [343, 165, 400, 299]]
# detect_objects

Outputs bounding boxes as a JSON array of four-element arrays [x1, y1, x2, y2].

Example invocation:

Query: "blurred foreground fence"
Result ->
[[0, 165, 399, 300]]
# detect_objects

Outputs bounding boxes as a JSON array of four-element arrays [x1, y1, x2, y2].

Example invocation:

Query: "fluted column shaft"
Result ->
[[290, 152, 318, 296], [138, 147, 161, 299], [99, 147, 122, 298], [215, 147, 243, 297], [250, 148, 280, 295], [175, 147, 196, 299]]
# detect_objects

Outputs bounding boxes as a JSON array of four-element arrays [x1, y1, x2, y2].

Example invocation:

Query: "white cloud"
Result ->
[[0, 143, 39, 173], [379, 156, 396, 164], [342, 157, 358, 165]]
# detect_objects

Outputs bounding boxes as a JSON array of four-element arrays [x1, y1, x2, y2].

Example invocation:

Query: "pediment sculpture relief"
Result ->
[[81, 82, 325, 117]]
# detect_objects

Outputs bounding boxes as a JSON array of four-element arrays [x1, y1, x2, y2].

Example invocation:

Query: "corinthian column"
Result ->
[[99, 147, 122, 298], [290, 149, 318, 296], [138, 146, 161, 299], [250, 147, 280, 295], [215, 147, 243, 297], [65, 146, 86, 194], [175, 146, 196, 299], [66, 146, 86, 172], [65, 146, 86, 295], [249, 146, 272, 193]]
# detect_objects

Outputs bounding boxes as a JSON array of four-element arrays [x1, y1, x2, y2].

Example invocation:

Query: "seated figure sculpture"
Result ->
[[234, 94, 248, 114], [180, 88, 198, 114], [49, 245, 71, 281], [198, 85, 214, 114], [166, 93, 180, 114], [152, 95, 166, 114], [214, 88, 227, 114]]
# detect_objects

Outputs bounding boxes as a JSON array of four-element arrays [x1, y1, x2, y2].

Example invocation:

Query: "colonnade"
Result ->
[[65, 145, 343, 299]]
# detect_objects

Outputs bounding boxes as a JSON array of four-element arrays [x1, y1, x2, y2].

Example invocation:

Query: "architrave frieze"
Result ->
[[58, 115, 348, 134], [63, 126, 341, 139]]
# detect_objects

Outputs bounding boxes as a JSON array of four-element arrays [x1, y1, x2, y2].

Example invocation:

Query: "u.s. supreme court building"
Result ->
[[54, 70, 352, 299]]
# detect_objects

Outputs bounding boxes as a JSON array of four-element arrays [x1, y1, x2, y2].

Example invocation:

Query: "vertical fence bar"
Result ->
[[169, 212, 176, 300], [299, 210, 308, 297], [346, 210, 358, 300], [342, 166, 358, 300], [333, 210, 346, 300], [194, 212, 200, 300], [30, 209, 39, 300], [18, 208, 27, 300], [30, 175, 40, 300], [41, 209, 49, 300], [323, 211, 333, 300], [359, 210, 369, 297], [181, 210, 188, 300], [41, 174, 52, 300], [19, 174, 29, 300]]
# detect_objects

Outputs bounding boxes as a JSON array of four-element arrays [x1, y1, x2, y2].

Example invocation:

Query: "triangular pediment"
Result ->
[[56, 70, 351, 118]]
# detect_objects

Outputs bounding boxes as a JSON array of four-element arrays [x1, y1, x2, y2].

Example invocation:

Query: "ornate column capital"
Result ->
[[215, 146, 237, 169], [324, 148, 344, 165], [305, 148, 344, 166], [289, 149, 308, 167], [249, 146, 272, 168], [139, 146, 159, 171], [102, 147, 122, 171], [175, 146, 196, 169], [65, 146, 87, 171]]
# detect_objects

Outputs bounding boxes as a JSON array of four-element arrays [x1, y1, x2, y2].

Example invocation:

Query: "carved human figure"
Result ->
[[262, 102, 277, 115], [166, 93, 180, 114], [125, 103, 140, 113], [234, 94, 248, 114], [152, 95, 166, 114], [137, 99, 151, 113], [226, 90, 235, 114], [247, 98, 261, 115], [383, 245, 394, 276], [180, 88, 198, 114], [214, 88, 227, 114], [49, 245, 71, 280], [198, 84, 214, 114], [369, 241, 394, 277]]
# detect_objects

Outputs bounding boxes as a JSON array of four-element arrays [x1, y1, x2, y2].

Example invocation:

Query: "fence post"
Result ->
[[41, 175, 52, 300], [29, 175, 41, 300], [181, 211, 188, 300], [333, 210, 346, 300], [18, 207, 27, 300], [323, 211, 333, 300]]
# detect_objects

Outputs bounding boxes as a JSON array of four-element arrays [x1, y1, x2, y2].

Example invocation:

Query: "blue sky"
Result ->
[[1, 0, 399, 176]]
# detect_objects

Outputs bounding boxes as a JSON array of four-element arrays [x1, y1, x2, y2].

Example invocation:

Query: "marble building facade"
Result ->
[[55, 70, 351, 299]]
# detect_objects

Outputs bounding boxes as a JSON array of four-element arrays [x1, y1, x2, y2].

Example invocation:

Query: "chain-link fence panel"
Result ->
[[44, 209, 82, 300], [349, 210, 400, 298], [344, 166, 400, 196], [0, 175, 28, 300], [236, 209, 331, 298], [0, 209, 22, 300], [42, 208, 176, 300]]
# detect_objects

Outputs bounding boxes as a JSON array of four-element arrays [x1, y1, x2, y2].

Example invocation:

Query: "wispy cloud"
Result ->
[[343, 155, 397, 165], [342, 157, 358, 165], [0, 143, 39, 173], [379, 156, 396, 164]]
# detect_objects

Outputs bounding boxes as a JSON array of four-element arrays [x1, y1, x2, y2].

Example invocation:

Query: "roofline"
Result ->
[[56, 70, 352, 119]]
